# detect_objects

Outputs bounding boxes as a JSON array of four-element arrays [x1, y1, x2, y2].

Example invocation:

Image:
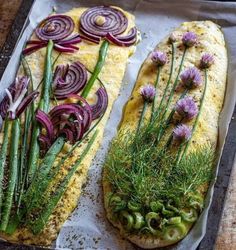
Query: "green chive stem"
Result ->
[[81, 40, 109, 98], [27, 40, 54, 184], [161, 47, 187, 121], [151, 66, 161, 121], [136, 101, 148, 133], [179, 69, 208, 162], [0, 119, 20, 231], [0, 119, 10, 218]]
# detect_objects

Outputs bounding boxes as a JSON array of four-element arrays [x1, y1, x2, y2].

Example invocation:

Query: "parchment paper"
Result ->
[[1, 0, 236, 249]]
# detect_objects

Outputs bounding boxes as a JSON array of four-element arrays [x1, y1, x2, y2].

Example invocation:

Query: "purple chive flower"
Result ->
[[140, 84, 156, 103], [173, 124, 191, 144], [182, 32, 197, 47], [175, 96, 198, 120], [151, 51, 167, 66], [180, 67, 202, 89], [200, 53, 214, 69]]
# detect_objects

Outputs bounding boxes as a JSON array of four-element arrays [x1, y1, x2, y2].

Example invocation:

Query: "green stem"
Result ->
[[17, 58, 36, 211], [25, 137, 65, 211], [0, 119, 10, 218], [155, 43, 176, 119], [81, 40, 109, 98], [28, 130, 99, 234], [6, 66, 108, 234], [27, 40, 54, 184], [157, 89, 188, 144], [161, 47, 187, 121], [136, 101, 148, 133], [179, 69, 208, 162], [151, 66, 161, 121], [0, 119, 20, 231]]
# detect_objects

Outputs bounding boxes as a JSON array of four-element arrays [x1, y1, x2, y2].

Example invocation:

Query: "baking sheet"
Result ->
[[1, 0, 236, 249]]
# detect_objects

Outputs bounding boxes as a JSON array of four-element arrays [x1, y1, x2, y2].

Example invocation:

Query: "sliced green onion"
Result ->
[[188, 194, 204, 211], [128, 201, 141, 212], [162, 207, 175, 218], [163, 223, 187, 242], [150, 201, 164, 212], [109, 195, 126, 212], [168, 216, 182, 225], [145, 212, 162, 235], [180, 207, 198, 223], [133, 212, 145, 230], [120, 211, 134, 231]]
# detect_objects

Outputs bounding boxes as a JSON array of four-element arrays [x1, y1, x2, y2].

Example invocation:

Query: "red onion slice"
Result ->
[[36, 14, 74, 41], [54, 44, 78, 53], [36, 109, 54, 141], [16, 91, 39, 118], [52, 62, 87, 99], [38, 134, 52, 151], [91, 87, 108, 120], [106, 28, 137, 47], [80, 6, 128, 38]]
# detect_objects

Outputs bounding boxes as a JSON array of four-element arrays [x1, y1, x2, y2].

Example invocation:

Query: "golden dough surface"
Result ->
[[103, 20, 227, 249], [0, 7, 136, 246]]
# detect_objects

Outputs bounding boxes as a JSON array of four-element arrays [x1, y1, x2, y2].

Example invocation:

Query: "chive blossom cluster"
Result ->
[[140, 84, 156, 103], [151, 50, 167, 66]]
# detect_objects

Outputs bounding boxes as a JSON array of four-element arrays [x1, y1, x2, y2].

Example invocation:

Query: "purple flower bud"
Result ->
[[200, 53, 214, 69], [182, 32, 197, 47], [169, 33, 177, 43], [180, 67, 202, 89], [175, 96, 198, 120], [173, 124, 191, 144], [151, 51, 167, 66], [140, 84, 156, 103]]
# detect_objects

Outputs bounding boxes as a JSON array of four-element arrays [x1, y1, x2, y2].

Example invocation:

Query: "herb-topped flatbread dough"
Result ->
[[0, 6, 137, 246], [103, 21, 227, 248]]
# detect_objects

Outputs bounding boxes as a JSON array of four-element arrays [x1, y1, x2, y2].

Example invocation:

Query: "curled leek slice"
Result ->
[[162, 207, 175, 218], [145, 212, 162, 236], [166, 200, 179, 214], [150, 201, 164, 212], [188, 194, 204, 211], [163, 223, 187, 242], [109, 195, 126, 212], [128, 201, 141, 212], [180, 207, 198, 223], [120, 211, 134, 231], [133, 212, 145, 230], [168, 216, 182, 225]]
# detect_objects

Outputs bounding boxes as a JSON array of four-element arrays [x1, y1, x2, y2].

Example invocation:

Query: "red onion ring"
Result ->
[[106, 27, 137, 47], [80, 6, 128, 38], [91, 87, 108, 120], [52, 62, 87, 99], [36, 14, 74, 41]]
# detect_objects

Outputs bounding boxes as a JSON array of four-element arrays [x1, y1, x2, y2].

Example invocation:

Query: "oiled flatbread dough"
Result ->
[[0, 7, 136, 246], [103, 20, 227, 248]]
